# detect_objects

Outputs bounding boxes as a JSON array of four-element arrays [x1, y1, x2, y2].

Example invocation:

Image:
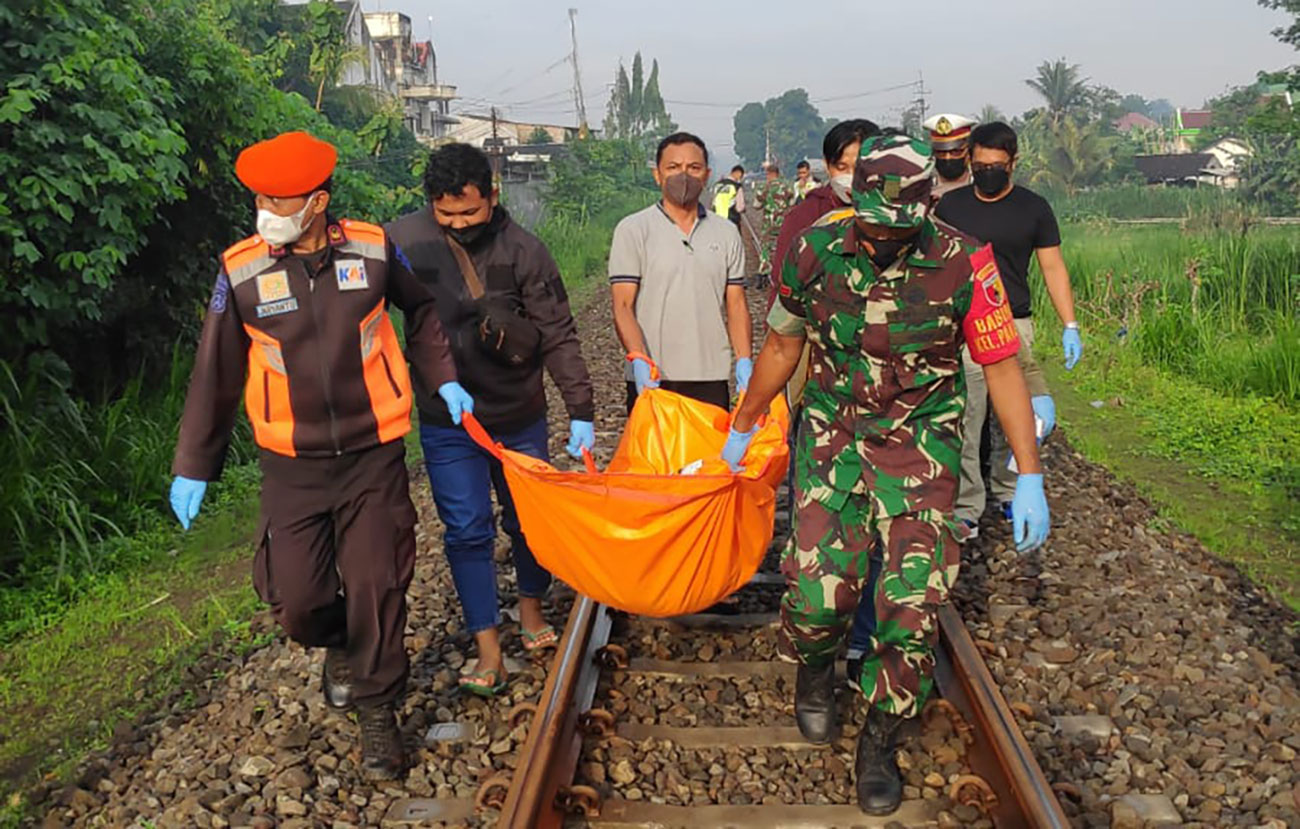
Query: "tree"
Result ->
[[601, 53, 675, 141], [303, 0, 357, 111], [1025, 59, 1091, 124], [979, 104, 1006, 125], [731, 89, 829, 170], [526, 125, 553, 145], [1018, 116, 1119, 194], [629, 53, 645, 136], [1259, 0, 1300, 48]]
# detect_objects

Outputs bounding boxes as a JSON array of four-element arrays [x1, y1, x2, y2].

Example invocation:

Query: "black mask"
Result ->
[[867, 238, 911, 272], [446, 221, 491, 248], [936, 157, 969, 182], [973, 167, 1010, 197]]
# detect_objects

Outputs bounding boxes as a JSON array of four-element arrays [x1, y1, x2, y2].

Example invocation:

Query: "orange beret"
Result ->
[[235, 131, 338, 197]]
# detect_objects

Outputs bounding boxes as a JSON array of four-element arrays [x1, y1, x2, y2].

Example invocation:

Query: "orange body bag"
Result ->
[[462, 387, 790, 617]]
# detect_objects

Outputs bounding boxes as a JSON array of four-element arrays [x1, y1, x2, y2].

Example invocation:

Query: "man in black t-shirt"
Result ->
[[935, 122, 1083, 538]]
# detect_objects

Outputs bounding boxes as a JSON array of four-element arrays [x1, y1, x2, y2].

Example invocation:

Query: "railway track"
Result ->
[[482, 576, 1071, 828]]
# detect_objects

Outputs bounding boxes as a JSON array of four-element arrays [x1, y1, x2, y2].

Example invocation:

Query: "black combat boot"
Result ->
[[855, 706, 906, 815], [322, 647, 354, 711], [357, 702, 406, 782], [794, 661, 839, 744]]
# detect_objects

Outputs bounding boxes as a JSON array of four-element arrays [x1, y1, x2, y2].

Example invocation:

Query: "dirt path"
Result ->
[[26, 287, 1300, 829]]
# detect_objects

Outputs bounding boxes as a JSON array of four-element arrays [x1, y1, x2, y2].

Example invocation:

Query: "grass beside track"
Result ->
[[1035, 333, 1300, 614], [0, 469, 264, 824]]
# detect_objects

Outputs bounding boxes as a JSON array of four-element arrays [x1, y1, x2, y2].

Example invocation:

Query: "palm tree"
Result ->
[[1025, 59, 1090, 124], [1022, 117, 1116, 194], [978, 104, 1005, 125]]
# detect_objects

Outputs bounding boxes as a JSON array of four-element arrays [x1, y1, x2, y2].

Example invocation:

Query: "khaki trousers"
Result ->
[[954, 318, 1048, 523]]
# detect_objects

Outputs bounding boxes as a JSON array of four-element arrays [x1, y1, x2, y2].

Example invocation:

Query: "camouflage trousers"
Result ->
[[777, 473, 960, 719]]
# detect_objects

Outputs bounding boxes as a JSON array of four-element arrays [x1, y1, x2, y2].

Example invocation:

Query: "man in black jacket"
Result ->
[[387, 143, 595, 695]]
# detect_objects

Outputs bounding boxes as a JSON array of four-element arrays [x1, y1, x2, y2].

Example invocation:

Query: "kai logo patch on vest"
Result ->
[[256, 271, 292, 303], [335, 259, 369, 291]]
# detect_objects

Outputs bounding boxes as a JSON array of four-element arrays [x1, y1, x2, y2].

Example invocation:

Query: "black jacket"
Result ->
[[386, 207, 594, 432]]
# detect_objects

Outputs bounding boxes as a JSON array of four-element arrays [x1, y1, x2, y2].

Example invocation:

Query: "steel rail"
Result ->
[[495, 601, 1069, 828], [495, 596, 611, 828]]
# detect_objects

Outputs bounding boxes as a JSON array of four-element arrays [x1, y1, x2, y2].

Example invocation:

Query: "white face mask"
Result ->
[[830, 173, 854, 205], [256, 195, 318, 247]]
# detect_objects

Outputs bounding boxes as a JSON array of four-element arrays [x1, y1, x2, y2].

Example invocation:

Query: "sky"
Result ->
[[374, 0, 1296, 168]]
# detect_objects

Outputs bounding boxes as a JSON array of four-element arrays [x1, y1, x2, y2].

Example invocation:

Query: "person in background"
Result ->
[[387, 143, 595, 696], [711, 164, 747, 227], [772, 120, 881, 310], [610, 132, 752, 413], [935, 121, 1081, 538], [793, 159, 818, 201], [168, 132, 470, 780], [923, 113, 977, 200], [722, 133, 1049, 815], [753, 163, 795, 287]]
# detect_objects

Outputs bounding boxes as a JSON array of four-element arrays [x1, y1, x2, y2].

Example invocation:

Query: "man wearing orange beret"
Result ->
[[168, 131, 473, 780]]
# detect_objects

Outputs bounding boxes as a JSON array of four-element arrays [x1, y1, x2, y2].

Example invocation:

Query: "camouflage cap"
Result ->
[[852, 134, 935, 229]]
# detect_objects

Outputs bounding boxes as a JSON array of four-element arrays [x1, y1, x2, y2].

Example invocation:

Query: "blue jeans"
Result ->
[[420, 417, 552, 634], [846, 547, 884, 656]]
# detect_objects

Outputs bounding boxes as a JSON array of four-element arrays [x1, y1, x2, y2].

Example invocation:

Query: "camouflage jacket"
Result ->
[[767, 216, 1019, 515], [754, 180, 795, 230]]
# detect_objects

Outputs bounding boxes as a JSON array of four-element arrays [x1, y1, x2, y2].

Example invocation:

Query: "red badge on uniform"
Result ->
[[963, 245, 1020, 365]]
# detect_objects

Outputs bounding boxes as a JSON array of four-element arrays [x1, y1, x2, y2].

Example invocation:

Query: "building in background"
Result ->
[[446, 113, 587, 149], [280, 1, 458, 144], [363, 11, 457, 142]]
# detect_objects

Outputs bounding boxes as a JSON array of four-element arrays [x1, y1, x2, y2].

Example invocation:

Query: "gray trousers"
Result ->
[[954, 318, 1049, 523]]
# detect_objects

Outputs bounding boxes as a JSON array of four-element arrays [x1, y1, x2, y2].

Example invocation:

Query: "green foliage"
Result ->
[[545, 137, 659, 223], [1018, 114, 1124, 194], [1025, 59, 1091, 123], [979, 104, 1006, 125], [1041, 224, 1300, 405], [0, 0, 189, 363], [0, 0, 421, 615], [1260, 0, 1300, 49], [0, 349, 256, 639], [1047, 185, 1242, 221], [602, 52, 675, 141], [732, 89, 828, 170], [526, 126, 553, 145]]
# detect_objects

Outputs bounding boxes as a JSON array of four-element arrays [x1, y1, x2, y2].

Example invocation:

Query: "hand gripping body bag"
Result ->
[[461, 360, 790, 617]]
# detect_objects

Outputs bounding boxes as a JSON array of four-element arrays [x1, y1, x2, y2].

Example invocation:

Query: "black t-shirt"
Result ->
[[934, 185, 1061, 318]]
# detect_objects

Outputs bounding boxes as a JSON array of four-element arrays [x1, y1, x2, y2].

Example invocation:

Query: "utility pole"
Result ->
[[489, 106, 503, 183], [914, 70, 930, 125], [568, 8, 589, 134]]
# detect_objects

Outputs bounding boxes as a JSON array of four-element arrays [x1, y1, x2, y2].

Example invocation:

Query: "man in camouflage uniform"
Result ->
[[752, 165, 795, 285], [723, 134, 1050, 815]]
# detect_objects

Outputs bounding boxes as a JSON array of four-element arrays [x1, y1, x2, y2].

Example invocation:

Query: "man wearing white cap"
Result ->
[[923, 113, 976, 200]]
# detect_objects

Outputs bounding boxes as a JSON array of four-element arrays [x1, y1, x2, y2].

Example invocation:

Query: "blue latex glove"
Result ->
[[438, 381, 474, 425], [1031, 395, 1057, 439], [1062, 326, 1082, 370], [169, 476, 208, 530], [566, 420, 595, 459], [1011, 473, 1050, 552], [721, 424, 759, 472], [734, 357, 754, 392], [632, 358, 660, 395]]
